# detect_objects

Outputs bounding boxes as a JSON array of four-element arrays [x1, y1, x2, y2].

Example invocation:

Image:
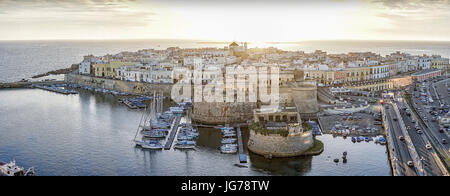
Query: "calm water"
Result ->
[[1, 40, 449, 82], [0, 89, 391, 176]]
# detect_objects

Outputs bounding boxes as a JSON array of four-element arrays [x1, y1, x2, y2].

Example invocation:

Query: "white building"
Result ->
[[79, 62, 91, 75], [406, 58, 419, 71], [117, 65, 174, 84], [418, 56, 432, 70], [370, 65, 390, 79], [142, 68, 174, 84], [183, 56, 203, 67], [117, 65, 144, 82]]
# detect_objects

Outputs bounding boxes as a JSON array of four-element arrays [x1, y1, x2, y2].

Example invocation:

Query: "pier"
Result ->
[[237, 127, 247, 163], [32, 84, 78, 95], [164, 114, 182, 150]]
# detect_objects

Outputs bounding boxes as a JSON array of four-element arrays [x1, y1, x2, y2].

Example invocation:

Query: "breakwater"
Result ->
[[0, 81, 65, 89]]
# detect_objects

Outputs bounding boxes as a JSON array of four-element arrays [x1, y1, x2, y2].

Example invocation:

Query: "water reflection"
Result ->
[[0, 89, 391, 176], [249, 153, 313, 175]]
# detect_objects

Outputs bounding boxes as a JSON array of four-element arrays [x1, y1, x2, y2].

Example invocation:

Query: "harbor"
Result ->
[[0, 88, 391, 176]]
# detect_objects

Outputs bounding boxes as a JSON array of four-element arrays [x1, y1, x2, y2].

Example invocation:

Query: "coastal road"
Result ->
[[385, 103, 418, 176], [410, 81, 450, 166], [397, 101, 445, 176]]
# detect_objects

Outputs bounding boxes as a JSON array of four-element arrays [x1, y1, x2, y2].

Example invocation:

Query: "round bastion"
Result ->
[[247, 130, 314, 157]]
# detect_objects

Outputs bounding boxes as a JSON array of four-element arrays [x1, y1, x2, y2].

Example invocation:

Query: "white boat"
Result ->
[[177, 134, 196, 141], [174, 140, 196, 149], [221, 138, 237, 144], [142, 130, 166, 138], [169, 107, 184, 113], [220, 144, 238, 154], [220, 128, 235, 134], [0, 160, 36, 176], [135, 140, 163, 150], [223, 133, 236, 138]]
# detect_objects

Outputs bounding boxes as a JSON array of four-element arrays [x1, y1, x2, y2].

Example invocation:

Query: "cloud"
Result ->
[[369, 0, 450, 10], [366, 0, 450, 40], [0, 0, 157, 28]]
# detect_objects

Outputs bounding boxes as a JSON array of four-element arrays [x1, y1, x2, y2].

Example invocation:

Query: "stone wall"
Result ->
[[65, 74, 173, 96], [192, 102, 257, 124], [291, 84, 319, 114], [247, 130, 314, 157]]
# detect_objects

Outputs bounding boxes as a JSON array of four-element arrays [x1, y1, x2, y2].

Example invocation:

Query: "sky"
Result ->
[[0, 0, 449, 41]]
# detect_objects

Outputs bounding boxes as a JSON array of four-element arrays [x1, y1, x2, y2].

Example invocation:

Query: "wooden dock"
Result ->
[[164, 114, 182, 150], [236, 127, 247, 163]]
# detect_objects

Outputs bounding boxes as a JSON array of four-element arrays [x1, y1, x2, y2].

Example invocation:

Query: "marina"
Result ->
[[31, 84, 78, 95], [0, 88, 391, 176], [164, 114, 182, 150], [1, 0, 449, 178]]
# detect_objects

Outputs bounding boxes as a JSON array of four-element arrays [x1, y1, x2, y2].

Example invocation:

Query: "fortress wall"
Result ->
[[291, 86, 319, 114], [247, 130, 314, 157], [191, 102, 257, 124], [65, 74, 173, 96]]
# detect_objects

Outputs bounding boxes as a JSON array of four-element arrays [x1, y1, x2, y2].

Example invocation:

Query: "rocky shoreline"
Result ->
[[31, 64, 79, 79]]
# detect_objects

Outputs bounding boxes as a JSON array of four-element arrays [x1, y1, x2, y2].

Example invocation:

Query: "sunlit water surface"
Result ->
[[0, 89, 391, 176]]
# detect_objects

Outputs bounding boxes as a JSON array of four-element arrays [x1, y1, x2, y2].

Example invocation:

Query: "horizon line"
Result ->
[[1, 38, 450, 43]]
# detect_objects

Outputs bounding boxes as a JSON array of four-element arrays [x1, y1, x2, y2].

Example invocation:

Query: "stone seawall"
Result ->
[[65, 74, 173, 96], [247, 130, 314, 157]]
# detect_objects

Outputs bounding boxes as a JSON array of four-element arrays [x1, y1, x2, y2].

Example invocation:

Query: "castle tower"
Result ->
[[290, 80, 319, 119]]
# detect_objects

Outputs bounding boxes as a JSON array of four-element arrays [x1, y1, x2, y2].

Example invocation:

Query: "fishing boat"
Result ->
[[0, 160, 36, 176]]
